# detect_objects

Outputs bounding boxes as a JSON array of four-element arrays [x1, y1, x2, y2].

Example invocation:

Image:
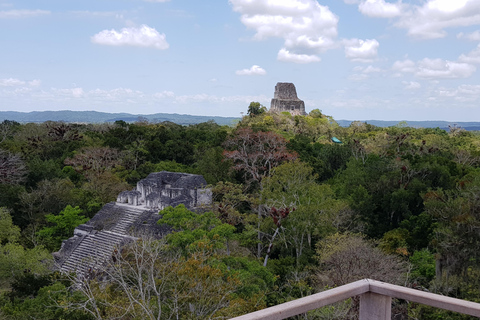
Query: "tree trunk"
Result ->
[[264, 227, 280, 267]]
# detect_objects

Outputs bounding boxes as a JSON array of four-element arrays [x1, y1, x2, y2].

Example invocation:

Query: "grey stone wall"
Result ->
[[274, 83, 299, 99], [270, 82, 306, 116], [121, 171, 211, 210]]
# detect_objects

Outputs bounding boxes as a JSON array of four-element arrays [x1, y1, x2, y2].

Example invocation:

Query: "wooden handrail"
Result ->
[[230, 279, 480, 320], [368, 280, 480, 317]]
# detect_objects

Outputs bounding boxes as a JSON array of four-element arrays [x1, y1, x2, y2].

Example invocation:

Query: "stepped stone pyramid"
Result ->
[[270, 82, 307, 116], [54, 171, 211, 278]]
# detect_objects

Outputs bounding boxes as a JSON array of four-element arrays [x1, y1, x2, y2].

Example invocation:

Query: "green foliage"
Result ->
[[0, 208, 51, 291], [0, 115, 479, 317], [0, 208, 20, 245], [0, 281, 93, 320], [212, 181, 252, 226], [379, 228, 410, 256], [196, 146, 233, 184], [0, 242, 52, 287], [309, 109, 322, 118], [9, 272, 53, 300], [25, 158, 64, 189], [61, 165, 83, 185], [410, 249, 436, 286], [158, 205, 235, 253], [399, 212, 436, 251], [221, 256, 276, 297], [0, 184, 24, 218], [37, 205, 88, 251], [261, 160, 349, 266], [247, 102, 267, 116], [287, 135, 351, 181]]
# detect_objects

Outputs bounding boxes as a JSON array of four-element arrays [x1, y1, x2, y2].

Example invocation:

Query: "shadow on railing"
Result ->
[[230, 278, 480, 320]]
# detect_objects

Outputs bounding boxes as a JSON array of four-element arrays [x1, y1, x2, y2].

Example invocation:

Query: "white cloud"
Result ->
[[235, 65, 267, 75], [71, 11, 124, 19], [458, 44, 480, 64], [344, 38, 379, 62], [153, 91, 175, 99], [395, 0, 480, 39], [358, 0, 403, 18], [53, 88, 85, 98], [416, 58, 476, 79], [0, 78, 40, 87], [91, 25, 169, 49], [457, 30, 480, 41], [0, 9, 50, 18], [174, 93, 269, 105], [348, 65, 382, 81], [433, 84, 480, 101], [458, 84, 480, 94], [28, 80, 41, 87], [88, 88, 144, 103], [230, 0, 338, 62], [71, 88, 84, 98], [0, 78, 25, 86], [392, 59, 416, 73], [353, 65, 382, 73], [352, 0, 480, 40], [362, 65, 382, 73], [277, 48, 321, 63], [403, 81, 421, 89], [427, 0, 470, 13]]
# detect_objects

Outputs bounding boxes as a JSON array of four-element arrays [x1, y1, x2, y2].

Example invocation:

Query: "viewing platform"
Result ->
[[231, 278, 480, 320]]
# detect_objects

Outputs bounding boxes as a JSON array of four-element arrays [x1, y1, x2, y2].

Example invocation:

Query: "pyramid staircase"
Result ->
[[58, 203, 148, 277], [60, 231, 127, 277]]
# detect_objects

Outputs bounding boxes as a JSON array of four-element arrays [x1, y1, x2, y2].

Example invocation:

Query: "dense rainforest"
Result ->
[[0, 106, 479, 319]]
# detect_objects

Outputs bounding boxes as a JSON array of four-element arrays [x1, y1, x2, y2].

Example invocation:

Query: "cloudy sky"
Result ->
[[1, 0, 480, 121]]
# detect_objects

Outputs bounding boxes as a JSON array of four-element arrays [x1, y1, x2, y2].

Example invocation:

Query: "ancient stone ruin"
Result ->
[[270, 82, 306, 116], [117, 171, 211, 210], [53, 171, 211, 278]]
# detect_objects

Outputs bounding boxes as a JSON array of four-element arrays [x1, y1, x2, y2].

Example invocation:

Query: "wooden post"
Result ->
[[359, 292, 391, 320]]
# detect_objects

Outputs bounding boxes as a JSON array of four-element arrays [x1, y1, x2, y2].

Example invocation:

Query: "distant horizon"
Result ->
[[2, 1, 480, 122], [1, 109, 479, 126]]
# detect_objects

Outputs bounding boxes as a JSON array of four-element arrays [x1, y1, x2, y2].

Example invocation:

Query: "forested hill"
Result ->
[[336, 120, 480, 131], [0, 110, 238, 126], [1, 110, 479, 130]]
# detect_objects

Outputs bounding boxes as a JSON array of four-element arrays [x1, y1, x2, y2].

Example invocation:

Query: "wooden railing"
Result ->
[[230, 278, 480, 320]]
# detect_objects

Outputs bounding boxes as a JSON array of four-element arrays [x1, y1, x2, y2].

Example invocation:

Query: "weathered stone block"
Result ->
[[270, 82, 306, 116]]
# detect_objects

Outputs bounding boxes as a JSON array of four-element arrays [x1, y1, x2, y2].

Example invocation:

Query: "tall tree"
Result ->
[[223, 128, 297, 257], [247, 102, 266, 117], [262, 160, 349, 266], [0, 208, 51, 288], [0, 149, 27, 185], [223, 127, 297, 189]]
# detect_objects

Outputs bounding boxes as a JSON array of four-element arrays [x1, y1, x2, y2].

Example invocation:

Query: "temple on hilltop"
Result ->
[[270, 82, 307, 116]]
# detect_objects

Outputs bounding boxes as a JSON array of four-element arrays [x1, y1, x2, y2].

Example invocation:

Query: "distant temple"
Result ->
[[270, 82, 306, 116]]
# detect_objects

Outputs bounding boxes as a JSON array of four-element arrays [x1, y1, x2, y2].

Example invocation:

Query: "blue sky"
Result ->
[[1, 0, 480, 121]]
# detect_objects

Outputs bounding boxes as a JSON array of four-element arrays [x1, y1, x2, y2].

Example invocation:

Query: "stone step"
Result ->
[[108, 209, 142, 234], [60, 231, 128, 274], [59, 203, 147, 276]]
